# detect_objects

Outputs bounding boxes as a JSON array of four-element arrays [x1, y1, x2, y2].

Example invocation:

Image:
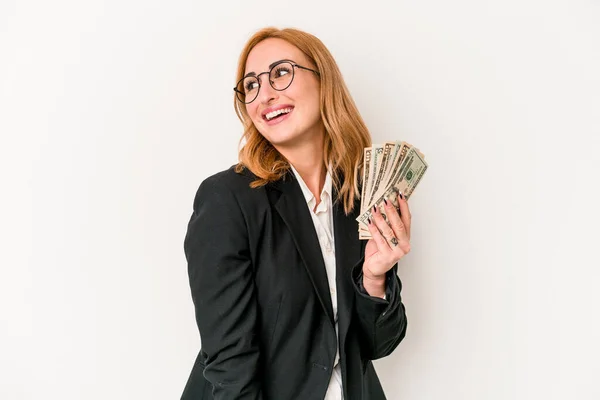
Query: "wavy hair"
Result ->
[[233, 27, 372, 215]]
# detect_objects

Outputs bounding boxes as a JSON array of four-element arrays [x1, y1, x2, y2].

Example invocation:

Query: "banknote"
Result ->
[[366, 145, 383, 209], [358, 141, 415, 238], [358, 141, 408, 238], [358, 143, 428, 239], [360, 147, 372, 215], [367, 142, 395, 207]]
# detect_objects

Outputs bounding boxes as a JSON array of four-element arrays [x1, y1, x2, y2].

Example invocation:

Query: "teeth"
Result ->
[[266, 107, 292, 121]]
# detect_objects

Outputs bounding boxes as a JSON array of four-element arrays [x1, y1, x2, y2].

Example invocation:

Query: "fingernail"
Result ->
[[367, 218, 372, 225], [383, 199, 388, 206], [399, 192, 404, 199], [372, 205, 377, 213]]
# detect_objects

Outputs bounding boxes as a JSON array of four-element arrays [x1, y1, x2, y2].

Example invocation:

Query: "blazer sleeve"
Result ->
[[350, 257, 408, 361], [184, 176, 263, 399]]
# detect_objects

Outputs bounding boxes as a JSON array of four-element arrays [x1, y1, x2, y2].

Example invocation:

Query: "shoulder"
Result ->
[[191, 164, 264, 211], [201, 164, 256, 190]]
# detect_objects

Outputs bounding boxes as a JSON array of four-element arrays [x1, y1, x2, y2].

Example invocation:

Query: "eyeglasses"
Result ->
[[234, 60, 320, 104]]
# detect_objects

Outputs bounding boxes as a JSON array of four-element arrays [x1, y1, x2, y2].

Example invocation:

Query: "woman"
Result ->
[[182, 27, 411, 400]]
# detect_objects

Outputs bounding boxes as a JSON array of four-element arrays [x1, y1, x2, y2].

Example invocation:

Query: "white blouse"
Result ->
[[289, 165, 343, 400]]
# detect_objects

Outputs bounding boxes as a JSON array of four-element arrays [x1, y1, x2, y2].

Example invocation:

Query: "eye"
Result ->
[[272, 66, 291, 79], [244, 80, 258, 92]]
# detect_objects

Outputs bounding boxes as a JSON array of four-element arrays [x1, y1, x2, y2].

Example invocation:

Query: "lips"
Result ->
[[261, 104, 294, 122], [263, 108, 293, 126]]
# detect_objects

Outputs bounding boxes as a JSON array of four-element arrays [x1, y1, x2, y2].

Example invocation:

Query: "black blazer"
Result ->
[[181, 165, 408, 400]]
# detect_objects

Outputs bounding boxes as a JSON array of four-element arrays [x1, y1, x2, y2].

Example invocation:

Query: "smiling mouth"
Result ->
[[263, 107, 294, 122]]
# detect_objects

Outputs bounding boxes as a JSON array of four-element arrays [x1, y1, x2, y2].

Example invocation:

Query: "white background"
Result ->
[[1, 0, 599, 399]]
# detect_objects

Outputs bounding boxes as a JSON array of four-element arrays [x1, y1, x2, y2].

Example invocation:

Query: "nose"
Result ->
[[255, 72, 278, 104]]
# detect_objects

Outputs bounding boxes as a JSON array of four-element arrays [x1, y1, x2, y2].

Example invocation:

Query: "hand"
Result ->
[[363, 191, 412, 283]]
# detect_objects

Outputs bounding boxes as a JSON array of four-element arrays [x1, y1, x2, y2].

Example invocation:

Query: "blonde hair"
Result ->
[[233, 27, 372, 215]]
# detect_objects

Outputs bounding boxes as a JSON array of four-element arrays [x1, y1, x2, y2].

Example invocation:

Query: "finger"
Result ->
[[397, 191, 411, 240], [370, 205, 397, 251], [366, 215, 390, 253], [382, 197, 409, 245]]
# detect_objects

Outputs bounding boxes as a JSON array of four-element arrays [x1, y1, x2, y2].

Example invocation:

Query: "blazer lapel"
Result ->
[[271, 172, 336, 328], [332, 186, 364, 354]]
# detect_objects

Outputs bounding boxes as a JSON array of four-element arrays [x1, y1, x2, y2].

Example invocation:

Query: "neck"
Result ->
[[275, 130, 327, 200]]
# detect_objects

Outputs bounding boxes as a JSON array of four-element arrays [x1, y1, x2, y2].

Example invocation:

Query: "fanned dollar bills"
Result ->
[[356, 141, 428, 240]]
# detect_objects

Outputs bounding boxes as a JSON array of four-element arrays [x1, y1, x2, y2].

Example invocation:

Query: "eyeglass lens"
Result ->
[[236, 62, 295, 104]]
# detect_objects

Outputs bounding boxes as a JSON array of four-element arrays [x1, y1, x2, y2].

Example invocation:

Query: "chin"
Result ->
[[264, 134, 300, 148], [258, 125, 298, 145]]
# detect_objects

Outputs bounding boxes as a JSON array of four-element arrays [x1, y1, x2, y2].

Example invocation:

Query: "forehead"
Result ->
[[245, 38, 306, 74]]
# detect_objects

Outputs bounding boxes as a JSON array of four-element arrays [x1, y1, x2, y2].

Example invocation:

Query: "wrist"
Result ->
[[362, 274, 386, 298]]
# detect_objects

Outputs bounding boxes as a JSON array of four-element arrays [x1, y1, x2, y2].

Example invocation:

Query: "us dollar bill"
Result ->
[[365, 145, 383, 208], [382, 142, 402, 184], [357, 141, 428, 238], [358, 141, 410, 237], [358, 141, 406, 236], [357, 146, 428, 236], [360, 147, 372, 215], [367, 142, 395, 207]]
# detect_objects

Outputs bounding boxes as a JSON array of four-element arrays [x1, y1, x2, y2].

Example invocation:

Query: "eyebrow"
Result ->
[[244, 59, 295, 78]]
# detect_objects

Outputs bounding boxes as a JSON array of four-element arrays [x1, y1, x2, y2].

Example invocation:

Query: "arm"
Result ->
[[184, 176, 263, 399], [351, 257, 408, 361], [350, 191, 411, 360]]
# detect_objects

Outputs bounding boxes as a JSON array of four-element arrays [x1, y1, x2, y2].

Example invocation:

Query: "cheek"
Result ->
[[246, 104, 261, 124], [304, 91, 321, 119], [295, 84, 320, 112]]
